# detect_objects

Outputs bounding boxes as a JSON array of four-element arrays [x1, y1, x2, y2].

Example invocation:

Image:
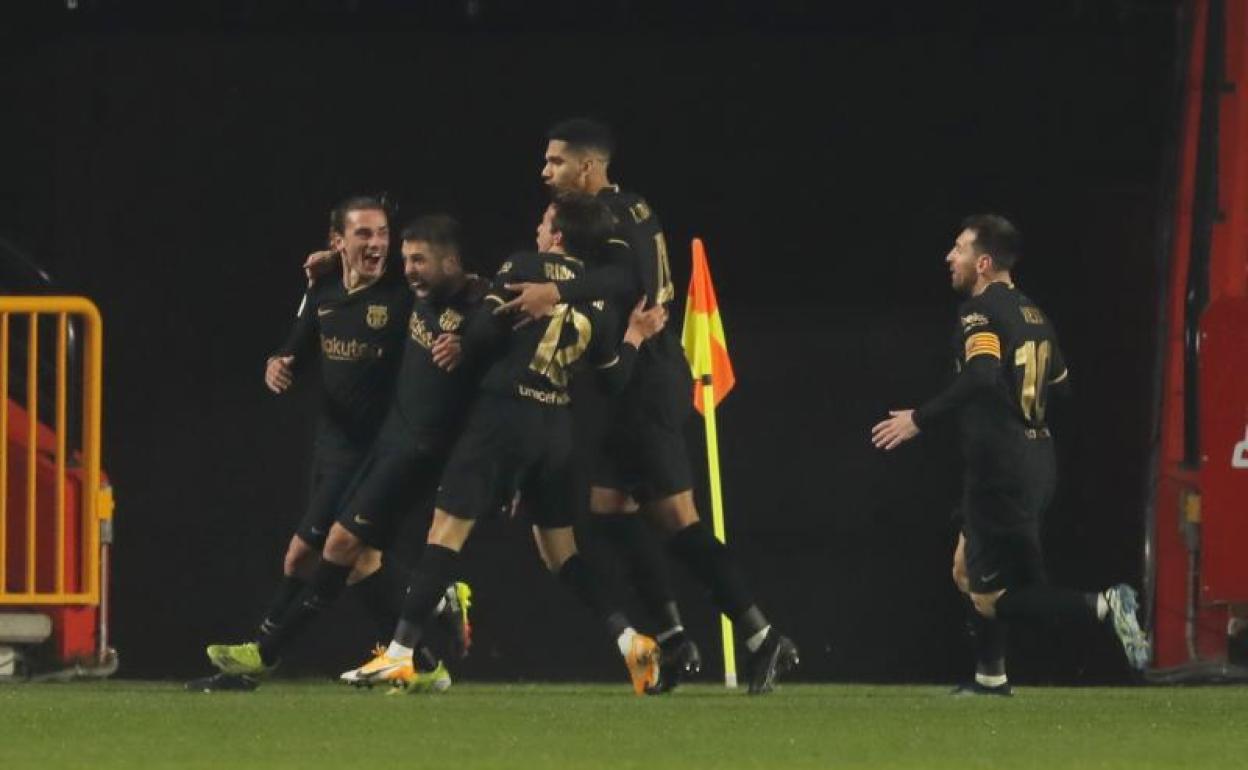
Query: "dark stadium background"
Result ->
[[2, 1, 1175, 683]]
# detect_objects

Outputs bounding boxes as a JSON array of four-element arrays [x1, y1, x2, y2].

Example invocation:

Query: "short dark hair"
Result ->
[[962, 214, 1021, 271], [546, 117, 615, 159], [551, 194, 615, 261], [400, 214, 462, 254], [330, 195, 387, 235]]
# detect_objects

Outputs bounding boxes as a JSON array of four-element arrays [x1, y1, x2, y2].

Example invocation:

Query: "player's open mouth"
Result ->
[[363, 254, 383, 270]]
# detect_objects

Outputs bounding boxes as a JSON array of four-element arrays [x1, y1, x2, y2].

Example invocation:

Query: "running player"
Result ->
[[871, 214, 1150, 694]]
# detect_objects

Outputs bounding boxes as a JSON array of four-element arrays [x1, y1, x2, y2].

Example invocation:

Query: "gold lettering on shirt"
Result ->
[[543, 262, 577, 281], [321, 336, 380, 361]]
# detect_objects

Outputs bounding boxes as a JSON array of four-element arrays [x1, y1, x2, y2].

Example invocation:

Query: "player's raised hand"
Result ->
[[624, 297, 667, 345], [494, 282, 560, 320], [871, 409, 919, 450], [432, 333, 463, 371], [303, 249, 339, 284], [265, 355, 295, 394]]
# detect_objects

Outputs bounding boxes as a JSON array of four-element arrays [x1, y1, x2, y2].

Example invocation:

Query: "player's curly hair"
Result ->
[[962, 214, 1021, 271]]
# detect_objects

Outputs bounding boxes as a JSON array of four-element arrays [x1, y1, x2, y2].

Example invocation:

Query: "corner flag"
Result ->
[[681, 238, 735, 413], [680, 238, 738, 687]]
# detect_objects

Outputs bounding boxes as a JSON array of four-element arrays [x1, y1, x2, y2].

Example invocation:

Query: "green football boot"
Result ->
[[205, 642, 276, 677]]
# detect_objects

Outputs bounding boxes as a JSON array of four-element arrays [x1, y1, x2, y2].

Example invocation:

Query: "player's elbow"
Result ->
[[963, 356, 1000, 390]]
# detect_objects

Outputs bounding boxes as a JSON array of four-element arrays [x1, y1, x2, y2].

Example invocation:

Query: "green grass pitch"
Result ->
[[2, 681, 1247, 769]]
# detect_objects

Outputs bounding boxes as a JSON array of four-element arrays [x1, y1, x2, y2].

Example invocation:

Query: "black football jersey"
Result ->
[[275, 267, 412, 441], [387, 275, 490, 443], [951, 281, 1069, 441], [479, 251, 622, 406]]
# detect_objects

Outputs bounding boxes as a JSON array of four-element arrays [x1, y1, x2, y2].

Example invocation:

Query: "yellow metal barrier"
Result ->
[[0, 296, 104, 606]]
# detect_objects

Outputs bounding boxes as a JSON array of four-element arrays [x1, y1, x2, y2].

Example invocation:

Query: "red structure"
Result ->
[[1148, 0, 1248, 677], [2, 400, 103, 664], [0, 298, 113, 678]]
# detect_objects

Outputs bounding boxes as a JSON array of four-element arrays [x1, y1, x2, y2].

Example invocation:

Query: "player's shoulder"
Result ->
[[956, 294, 996, 335], [461, 273, 492, 305], [1008, 287, 1052, 328], [306, 268, 345, 303], [496, 250, 542, 278], [979, 282, 1052, 330], [598, 185, 658, 226]]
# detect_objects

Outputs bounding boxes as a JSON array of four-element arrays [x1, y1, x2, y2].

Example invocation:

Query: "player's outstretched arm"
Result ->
[[494, 282, 561, 320], [495, 241, 640, 320]]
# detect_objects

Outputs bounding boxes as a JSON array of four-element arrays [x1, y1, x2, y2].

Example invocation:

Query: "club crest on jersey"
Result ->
[[366, 305, 389, 329], [1020, 306, 1045, 325], [629, 201, 652, 224], [439, 308, 464, 332], [961, 312, 989, 331]]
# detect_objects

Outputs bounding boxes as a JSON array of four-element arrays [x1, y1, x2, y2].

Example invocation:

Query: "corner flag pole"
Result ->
[[700, 374, 736, 687], [680, 238, 738, 688]]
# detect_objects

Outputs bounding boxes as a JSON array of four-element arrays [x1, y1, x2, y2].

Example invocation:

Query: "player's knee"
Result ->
[[284, 536, 316, 577], [646, 491, 699, 533], [589, 487, 639, 515], [427, 510, 473, 551], [952, 564, 969, 593], [533, 526, 576, 572], [971, 592, 998, 618], [347, 548, 382, 584], [323, 525, 363, 566]]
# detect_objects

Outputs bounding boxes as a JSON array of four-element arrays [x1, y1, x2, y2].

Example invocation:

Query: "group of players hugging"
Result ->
[[190, 117, 1149, 698], [189, 118, 799, 696]]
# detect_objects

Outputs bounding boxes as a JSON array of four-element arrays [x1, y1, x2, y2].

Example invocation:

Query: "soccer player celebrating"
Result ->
[[191, 197, 413, 690], [499, 119, 798, 694], [202, 214, 485, 691], [349, 195, 669, 694], [871, 214, 1150, 694]]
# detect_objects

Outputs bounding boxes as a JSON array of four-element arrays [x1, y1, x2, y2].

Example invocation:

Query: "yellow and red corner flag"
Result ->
[[680, 238, 740, 687], [681, 238, 735, 413]]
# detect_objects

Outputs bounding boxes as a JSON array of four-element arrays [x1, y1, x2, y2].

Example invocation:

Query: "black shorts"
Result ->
[[333, 419, 447, 548], [435, 395, 576, 528], [591, 353, 694, 503], [295, 427, 371, 549], [961, 436, 1057, 593]]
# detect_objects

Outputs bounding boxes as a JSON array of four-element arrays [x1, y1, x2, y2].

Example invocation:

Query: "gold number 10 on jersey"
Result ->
[[530, 304, 592, 388], [1015, 340, 1052, 423]]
